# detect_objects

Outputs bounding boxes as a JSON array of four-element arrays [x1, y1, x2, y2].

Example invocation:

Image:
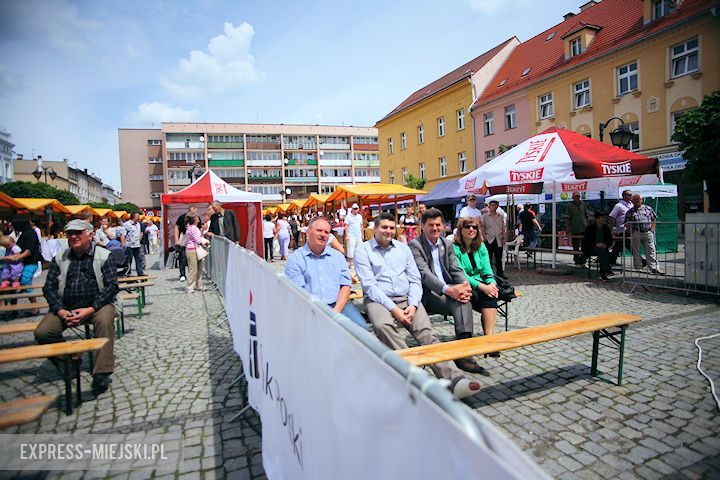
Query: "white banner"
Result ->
[[225, 246, 547, 480]]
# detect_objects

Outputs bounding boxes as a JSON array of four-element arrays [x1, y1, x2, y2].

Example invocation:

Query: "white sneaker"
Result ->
[[179, 276, 186, 281]]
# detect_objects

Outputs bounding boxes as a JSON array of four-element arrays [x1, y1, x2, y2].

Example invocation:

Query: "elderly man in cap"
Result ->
[[34, 219, 119, 394]]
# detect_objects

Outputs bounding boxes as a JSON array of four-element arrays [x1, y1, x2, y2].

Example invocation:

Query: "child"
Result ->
[[0, 235, 24, 288]]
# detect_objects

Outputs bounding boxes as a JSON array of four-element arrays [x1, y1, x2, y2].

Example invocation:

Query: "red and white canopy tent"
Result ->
[[460, 127, 661, 267], [161, 170, 263, 257]]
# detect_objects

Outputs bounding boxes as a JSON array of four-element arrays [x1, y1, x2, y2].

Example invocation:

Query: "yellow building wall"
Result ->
[[377, 80, 475, 191], [529, 16, 719, 154]]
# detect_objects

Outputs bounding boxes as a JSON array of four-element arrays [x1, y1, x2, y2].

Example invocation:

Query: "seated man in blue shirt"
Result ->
[[354, 213, 481, 399], [285, 216, 367, 329]]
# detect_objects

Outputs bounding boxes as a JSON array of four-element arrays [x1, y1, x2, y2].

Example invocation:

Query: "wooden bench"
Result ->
[[118, 292, 142, 334], [0, 395, 59, 429], [397, 313, 641, 385], [0, 322, 39, 335], [0, 292, 46, 301], [526, 247, 605, 278], [0, 338, 109, 414], [118, 275, 158, 283], [0, 302, 49, 320], [118, 280, 155, 307], [0, 284, 44, 293]]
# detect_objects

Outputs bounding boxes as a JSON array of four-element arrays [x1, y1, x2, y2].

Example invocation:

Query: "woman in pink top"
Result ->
[[184, 213, 205, 293]]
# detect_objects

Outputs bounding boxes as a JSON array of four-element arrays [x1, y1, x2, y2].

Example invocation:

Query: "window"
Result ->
[[389, 171, 395, 184], [521, 67, 531, 77], [539, 93, 554, 119], [353, 136, 378, 144], [570, 37, 582, 57], [150, 192, 162, 198], [149, 174, 163, 181], [498, 79, 507, 87], [458, 152, 467, 173], [457, 109, 465, 130], [148, 157, 162, 163], [402, 167, 408, 182], [439, 157, 447, 177], [618, 62, 638, 95], [574, 79, 591, 109], [504, 104, 516, 130], [654, 0, 676, 19], [485, 150, 496, 161], [419, 162, 426, 179], [388, 138, 394, 154], [417, 125, 424, 144], [671, 38, 699, 78], [483, 112, 494, 136], [626, 122, 640, 151], [671, 110, 688, 138], [438, 117, 445, 137], [401, 132, 407, 150], [147, 139, 161, 145]]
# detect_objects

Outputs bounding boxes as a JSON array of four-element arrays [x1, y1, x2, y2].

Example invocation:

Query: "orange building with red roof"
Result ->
[[471, 0, 719, 216], [376, 37, 519, 190]]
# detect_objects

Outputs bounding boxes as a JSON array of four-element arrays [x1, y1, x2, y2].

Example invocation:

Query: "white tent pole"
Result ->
[[552, 180, 557, 268]]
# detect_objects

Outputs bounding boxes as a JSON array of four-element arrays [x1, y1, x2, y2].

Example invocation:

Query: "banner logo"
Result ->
[[249, 290, 259, 379], [562, 182, 587, 192], [516, 137, 555, 164], [619, 176, 641, 186], [510, 167, 544, 183], [506, 184, 529, 194], [464, 178, 476, 190], [601, 161, 632, 176]]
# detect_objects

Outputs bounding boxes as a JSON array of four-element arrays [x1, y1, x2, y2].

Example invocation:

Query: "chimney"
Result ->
[[564, 12, 576, 20], [16, 153, 23, 160], [580, 1, 597, 12]]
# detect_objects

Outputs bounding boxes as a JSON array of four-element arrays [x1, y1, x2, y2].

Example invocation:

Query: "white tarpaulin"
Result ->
[[224, 246, 547, 480]]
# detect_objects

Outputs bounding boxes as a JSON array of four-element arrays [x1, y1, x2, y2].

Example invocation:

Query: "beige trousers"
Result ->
[[186, 249, 203, 290]]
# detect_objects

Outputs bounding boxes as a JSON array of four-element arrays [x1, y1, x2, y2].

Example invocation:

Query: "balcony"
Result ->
[[352, 160, 380, 167], [354, 176, 382, 183], [320, 143, 350, 150], [246, 159, 282, 167], [166, 141, 204, 149], [353, 143, 379, 151], [260, 193, 282, 202], [319, 159, 352, 167], [168, 178, 191, 186], [286, 159, 318, 166], [284, 142, 317, 150], [285, 176, 319, 183], [209, 159, 244, 167], [208, 142, 244, 149], [246, 142, 280, 150], [320, 176, 353, 183]]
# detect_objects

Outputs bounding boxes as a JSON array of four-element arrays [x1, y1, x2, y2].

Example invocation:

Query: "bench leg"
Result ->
[[617, 325, 627, 386], [140, 287, 146, 307], [591, 331, 600, 377], [137, 295, 143, 320], [74, 357, 82, 406], [62, 356, 73, 415], [121, 308, 126, 333]]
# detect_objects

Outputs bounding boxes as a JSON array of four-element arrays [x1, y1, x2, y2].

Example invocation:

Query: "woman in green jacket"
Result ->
[[453, 216, 501, 355]]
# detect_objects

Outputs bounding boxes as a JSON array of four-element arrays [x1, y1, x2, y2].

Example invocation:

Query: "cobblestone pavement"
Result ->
[[1, 254, 718, 479]]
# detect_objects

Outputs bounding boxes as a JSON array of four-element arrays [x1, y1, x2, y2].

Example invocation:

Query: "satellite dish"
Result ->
[[199, 135, 205, 142], [285, 188, 292, 195]]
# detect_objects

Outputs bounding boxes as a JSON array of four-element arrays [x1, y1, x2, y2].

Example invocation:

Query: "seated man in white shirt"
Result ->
[[354, 213, 481, 399]]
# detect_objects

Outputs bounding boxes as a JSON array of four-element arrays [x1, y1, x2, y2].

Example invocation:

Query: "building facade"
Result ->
[[102, 184, 121, 205], [13, 157, 70, 190], [376, 38, 519, 190], [0, 127, 14, 184], [118, 124, 379, 209], [473, 0, 719, 216]]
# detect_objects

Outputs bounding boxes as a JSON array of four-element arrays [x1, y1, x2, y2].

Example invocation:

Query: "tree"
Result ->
[[498, 144, 513, 154], [672, 90, 720, 212], [404, 174, 427, 191], [0, 181, 80, 205], [87, 201, 141, 213]]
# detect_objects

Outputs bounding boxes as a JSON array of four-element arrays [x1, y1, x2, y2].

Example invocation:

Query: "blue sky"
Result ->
[[0, 0, 580, 192]]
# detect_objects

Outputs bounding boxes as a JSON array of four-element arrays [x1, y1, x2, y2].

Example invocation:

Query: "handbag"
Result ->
[[496, 276, 517, 301], [196, 244, 209, 261]]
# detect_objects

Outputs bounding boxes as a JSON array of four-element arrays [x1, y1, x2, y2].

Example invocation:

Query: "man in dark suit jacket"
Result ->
[[409, 208, 487, 375], [208, 201, 241, 244], [582, 211, 613, 281]]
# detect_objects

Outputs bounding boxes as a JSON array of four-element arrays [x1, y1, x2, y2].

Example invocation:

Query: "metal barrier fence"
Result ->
[[203, 236, 546, 476], [622, 221, 720, 296]]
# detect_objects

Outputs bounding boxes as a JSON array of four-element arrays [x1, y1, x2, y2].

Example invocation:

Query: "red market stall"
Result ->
[[161, 170, 263, 257]]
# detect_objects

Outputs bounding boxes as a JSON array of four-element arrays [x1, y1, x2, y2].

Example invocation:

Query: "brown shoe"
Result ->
[[454, 357, 490, 376]]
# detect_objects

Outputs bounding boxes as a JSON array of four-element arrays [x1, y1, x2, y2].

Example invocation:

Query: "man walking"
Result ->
[[208, 201, 241, 244], [626, 193, 663, 274], [35, 219, 119, 394], [563, 193, 588, 266], [354, 213, 482, 399], [122, 212, 144, 276], [409, 208, 488, 375], [482, 200, 507, 279], [344, 203, 365, 269], [609, 190, 634, 266]]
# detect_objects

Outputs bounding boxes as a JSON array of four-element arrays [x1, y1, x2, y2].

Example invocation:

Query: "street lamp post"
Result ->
[[32, 156, 58, 184], [598, 117, 639, 208]]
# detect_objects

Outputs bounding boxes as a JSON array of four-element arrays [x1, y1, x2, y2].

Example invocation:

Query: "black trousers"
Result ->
[[610, 235, 631, 264], [485, 239, 504, 276], [264, 237, 274, 261], [571, 236, 586, 264], [587, 247, 611, 274], [293, 231, 300, 249], [178, 247, 187, 277]]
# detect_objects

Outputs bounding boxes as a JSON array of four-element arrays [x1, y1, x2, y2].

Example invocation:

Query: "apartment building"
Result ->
[[118, 123, 379, 209], [0, 127, 14, 184], [472, 0, 719, 216], [375, 38, 519, 190], [13, 155, 106, 203]]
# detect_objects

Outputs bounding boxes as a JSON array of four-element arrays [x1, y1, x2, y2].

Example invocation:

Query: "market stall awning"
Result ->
[[289, 198, 308, 211], [93, 208, 117, 218], [65, 205, 94, 215], [326, 184, 427, 205], [417, 178, 469, 206], [113, 210, 129, 220], [161, 170, 262, 204], [275, 203, 291, 213], [15, 198, 71, 214], [0, 191, 24, 209], [304, 194, 331, 209]]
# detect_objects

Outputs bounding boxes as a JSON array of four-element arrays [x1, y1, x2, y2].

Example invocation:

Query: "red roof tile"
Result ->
[[473, 0, 717, 110], [377, 37, 517, 124]]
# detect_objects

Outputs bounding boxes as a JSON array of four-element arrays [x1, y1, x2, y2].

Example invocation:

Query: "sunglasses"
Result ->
[[66, 230, 85, 237], [462, 225, 479, 230]]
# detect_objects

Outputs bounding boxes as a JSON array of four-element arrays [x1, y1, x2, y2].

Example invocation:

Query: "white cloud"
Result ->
[[0, 65, 24, 97], [464, 0, 530, 15], [124, 102, 200, 126], [161, 22, 263, 100]]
